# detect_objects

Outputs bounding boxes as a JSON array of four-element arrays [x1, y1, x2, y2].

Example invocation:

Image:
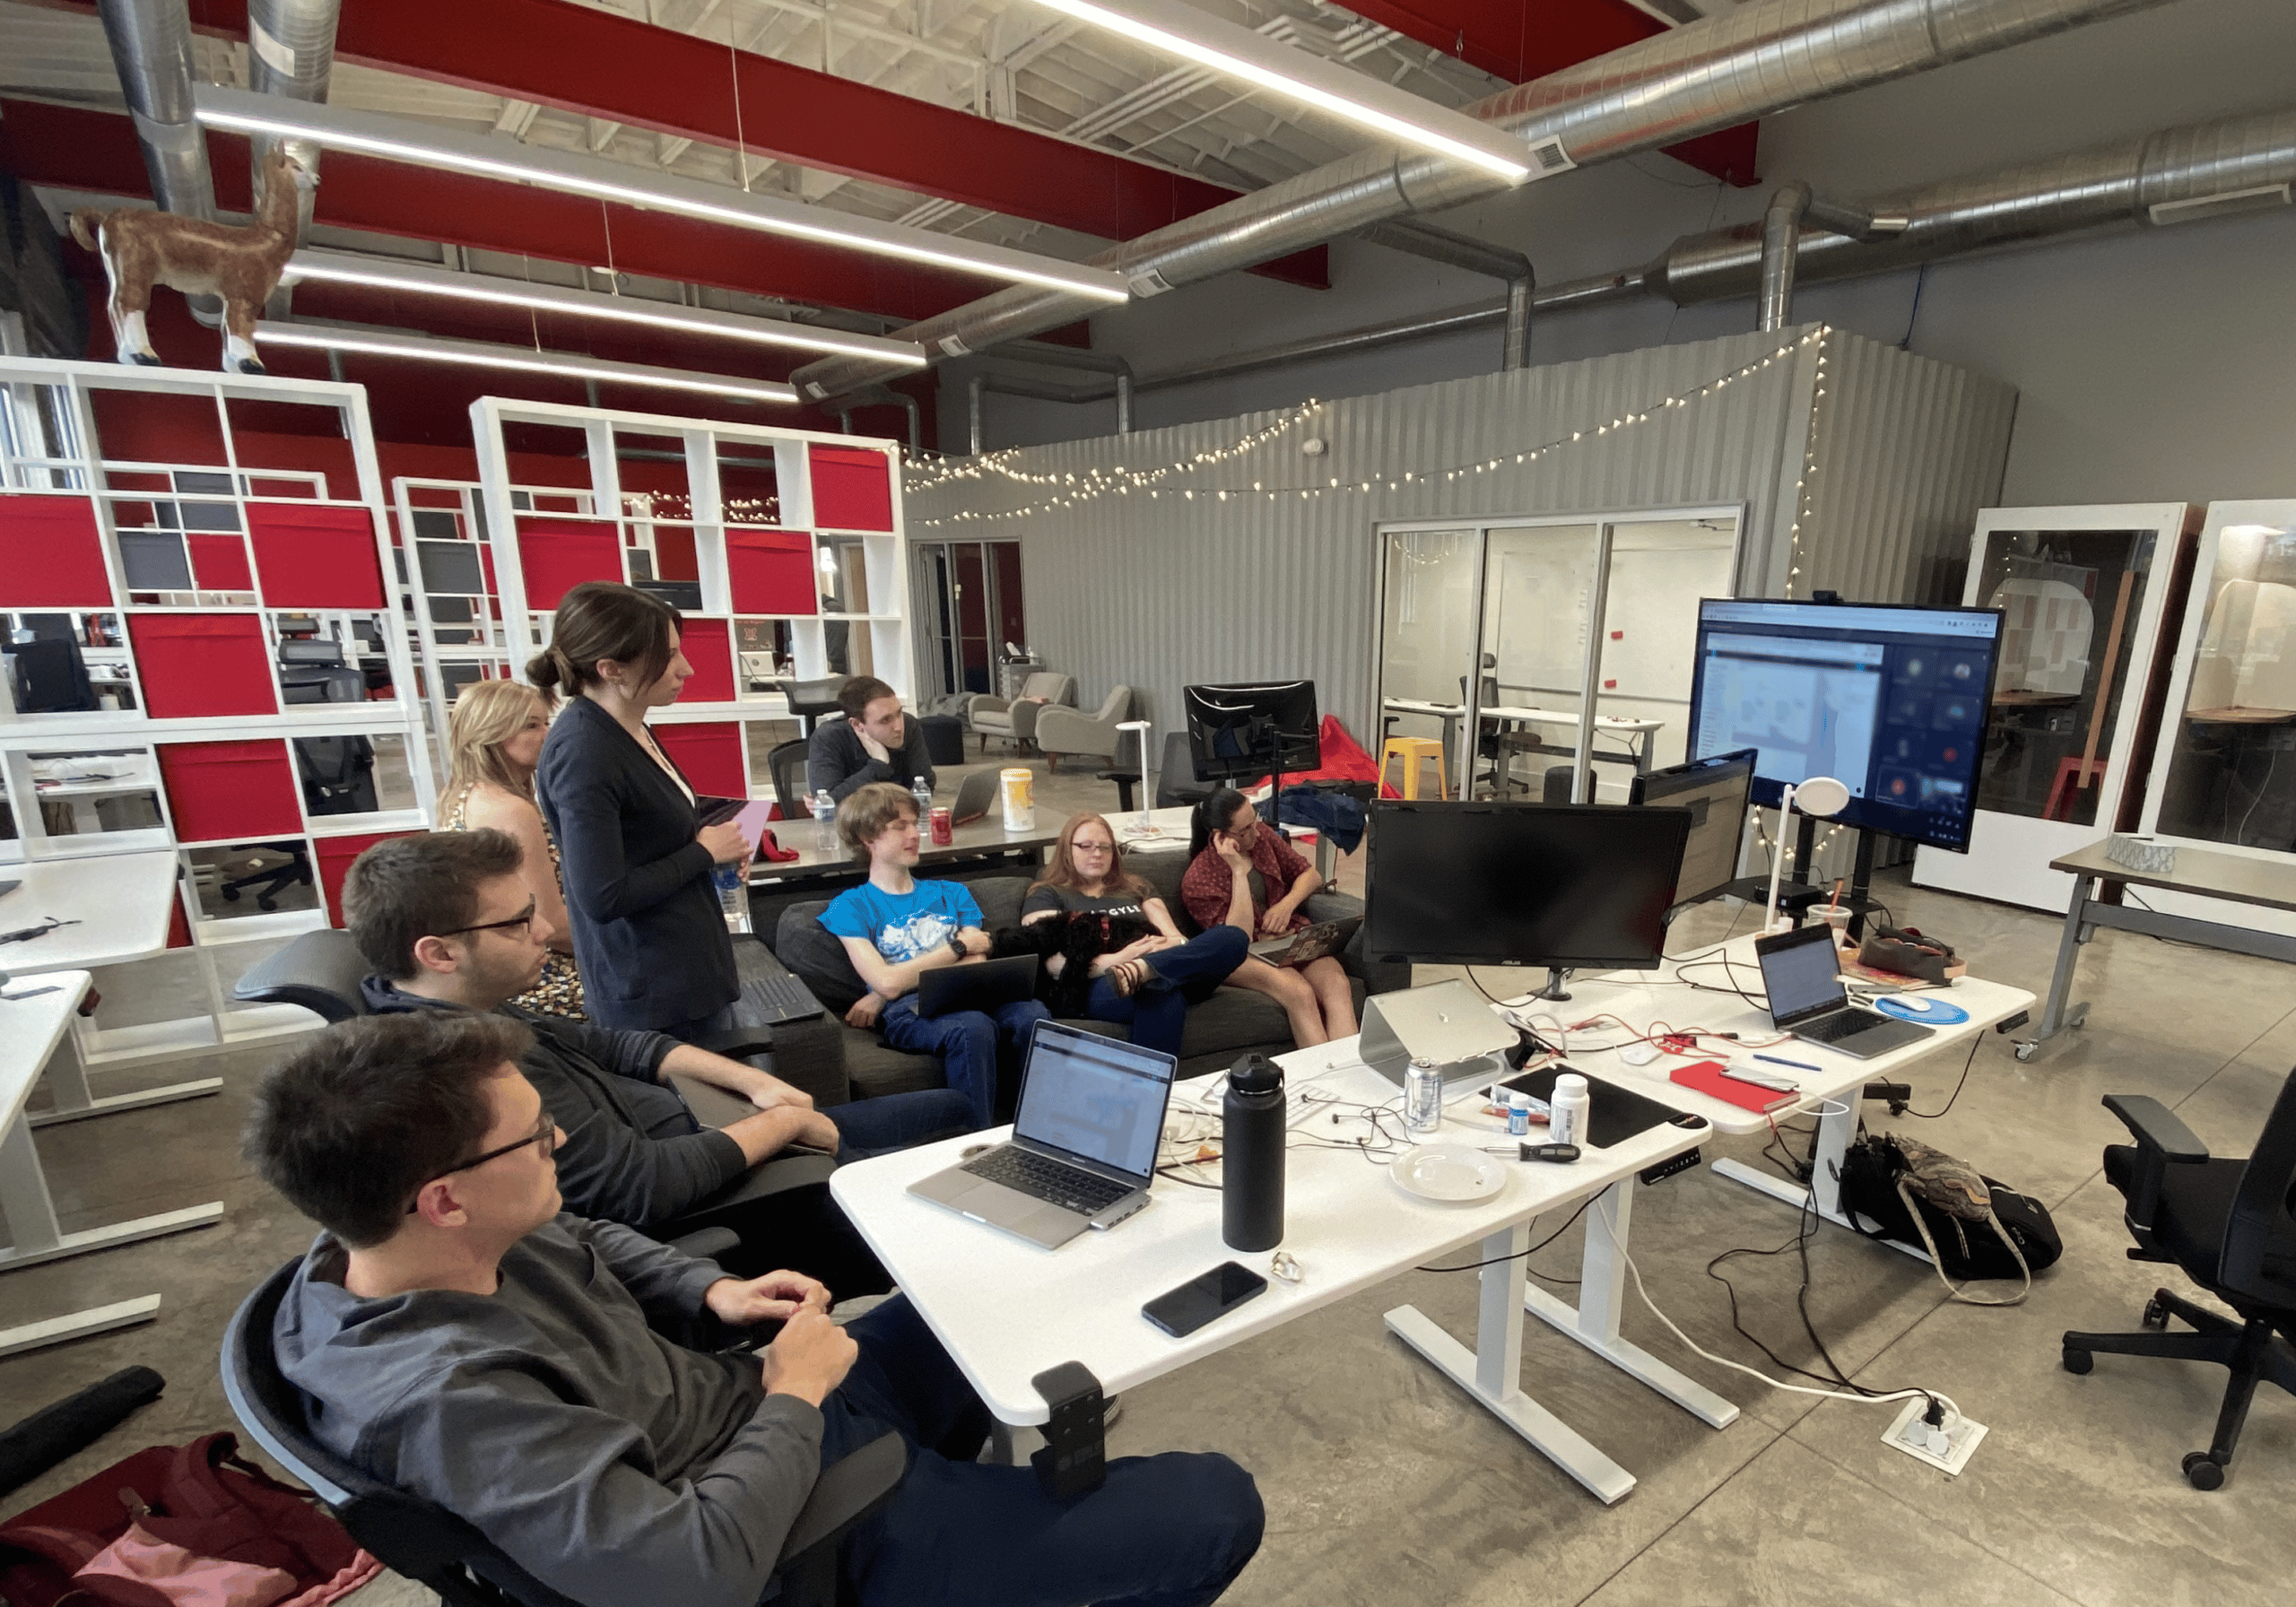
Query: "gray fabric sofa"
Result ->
[[767, 847, 1406, 1098]]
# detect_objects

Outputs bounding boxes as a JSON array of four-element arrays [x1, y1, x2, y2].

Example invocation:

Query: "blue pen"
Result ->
[[1754, 1053, 1822, 1073]]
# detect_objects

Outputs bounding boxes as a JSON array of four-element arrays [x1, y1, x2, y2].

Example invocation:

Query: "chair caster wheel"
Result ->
[[2182, 1452, 2224, 1490], [2013, 1041, 2037, 1062], [2061, 1345, 2092, 1376], [2142, 1295, 2170, 1330], [222, 886, 241, 902]]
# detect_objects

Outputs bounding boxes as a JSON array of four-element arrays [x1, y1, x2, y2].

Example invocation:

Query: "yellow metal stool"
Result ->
[[1378, 736, 1448, 800]]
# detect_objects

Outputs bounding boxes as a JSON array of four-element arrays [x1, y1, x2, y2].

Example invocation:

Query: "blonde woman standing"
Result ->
[[437, 678, 586, 1020]]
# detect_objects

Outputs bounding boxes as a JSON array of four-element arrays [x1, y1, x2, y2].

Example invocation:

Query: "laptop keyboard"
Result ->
[[738, 971, 823, 1024], [1796, 1008, 1882, 1043], [962, 1147, 1134, 1215]]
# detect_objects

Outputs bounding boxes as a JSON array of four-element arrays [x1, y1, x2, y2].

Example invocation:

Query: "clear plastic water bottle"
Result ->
[[911, 777, 934, 823], [811, 790, 839, 851], [712, 862, 750, 934]]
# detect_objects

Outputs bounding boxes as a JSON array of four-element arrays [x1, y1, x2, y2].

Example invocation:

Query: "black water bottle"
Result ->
[[1222, 1052, 1285, 1251]]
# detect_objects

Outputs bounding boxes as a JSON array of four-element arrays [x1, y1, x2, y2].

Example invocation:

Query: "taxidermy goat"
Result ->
[[69, 147, 309, 376]]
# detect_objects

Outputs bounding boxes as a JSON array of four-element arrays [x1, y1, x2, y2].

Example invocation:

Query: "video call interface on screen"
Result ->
[[1688, 601, 2003, 851], [1015, 1032, 1172, 1179]]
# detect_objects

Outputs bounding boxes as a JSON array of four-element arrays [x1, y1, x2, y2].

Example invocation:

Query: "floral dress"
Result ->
[[443, 785, 587, 1021]]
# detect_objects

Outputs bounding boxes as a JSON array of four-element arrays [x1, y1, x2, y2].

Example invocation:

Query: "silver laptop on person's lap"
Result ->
[[908, 1021, 1176, 1248]]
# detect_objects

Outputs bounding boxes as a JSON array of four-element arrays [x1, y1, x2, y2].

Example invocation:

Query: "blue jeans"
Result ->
[[879, 996, 1051, 1127], [832, 1087, 977, 1162], [825, 1296, 1264, 1607], [1082, 925, 1249, 1059]]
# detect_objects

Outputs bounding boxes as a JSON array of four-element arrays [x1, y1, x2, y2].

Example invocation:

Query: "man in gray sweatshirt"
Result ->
[[253, 1011, 1264, 1607], [806, 675, 935, 804]]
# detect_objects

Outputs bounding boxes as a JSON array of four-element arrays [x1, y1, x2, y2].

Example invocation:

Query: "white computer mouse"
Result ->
[[1891, 995, 1940, 1014], [1620, 1042, 1661, 1067]]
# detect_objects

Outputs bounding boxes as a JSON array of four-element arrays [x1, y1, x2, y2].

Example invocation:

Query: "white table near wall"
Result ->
[[0, 970, 223, 1358]]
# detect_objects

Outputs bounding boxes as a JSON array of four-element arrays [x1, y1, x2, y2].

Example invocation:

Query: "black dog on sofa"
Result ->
[[990, 910, 1160, 1018]]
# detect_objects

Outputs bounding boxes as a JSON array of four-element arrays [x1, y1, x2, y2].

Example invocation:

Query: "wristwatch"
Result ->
[[947, 933, 969, 960]]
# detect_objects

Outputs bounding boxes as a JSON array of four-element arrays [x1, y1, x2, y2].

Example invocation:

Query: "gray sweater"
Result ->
[[806, 717, 935, 804], [277, 1216, 823, 1607]]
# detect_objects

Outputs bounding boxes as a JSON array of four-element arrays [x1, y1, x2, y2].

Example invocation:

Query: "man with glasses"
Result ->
[[344, 830, 971, 1287], [251, 1012, 1263, 1607]]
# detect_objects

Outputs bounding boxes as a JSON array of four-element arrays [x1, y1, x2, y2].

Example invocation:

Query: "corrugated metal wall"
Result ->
[[905, 325, 2013, 756]]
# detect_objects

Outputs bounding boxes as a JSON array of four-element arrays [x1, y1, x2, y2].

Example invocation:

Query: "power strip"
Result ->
[[1883, 1399, 1987, 1476]]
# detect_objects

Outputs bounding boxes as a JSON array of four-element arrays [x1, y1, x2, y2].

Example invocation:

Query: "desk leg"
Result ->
[[1385, 1220, 1637, 1504], [1522, 1182, 1738, 1429], [1711, 1103, 1933, 1266], [31, 1015, 223, 1129], [2018, 874, 2095, 1058]]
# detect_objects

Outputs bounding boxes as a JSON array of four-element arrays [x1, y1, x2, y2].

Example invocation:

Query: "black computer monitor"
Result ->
[[1183, 680, 1319, 783], [1363, 801, 1692, 1001], [1685, 599, 2005, 853], [1630, 747, 1757, 909]]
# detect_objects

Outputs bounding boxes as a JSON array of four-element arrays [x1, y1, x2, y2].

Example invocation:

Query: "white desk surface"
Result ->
[[1, 973, 86, 1128], [0, 851, 178, 974], [831, 1043, 1706, 1426], [1381, 697, 1664, 734], [1539, 937, 2036, 1135]]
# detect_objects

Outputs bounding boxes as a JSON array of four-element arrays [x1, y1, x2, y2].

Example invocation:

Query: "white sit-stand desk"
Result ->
[[832, 1042, 1713, 1505], [1552, 937, 2034, 1237], [0, 971, 224, 1358], [1, 850, 225, 1124], [1380, 698, 1665, 793]]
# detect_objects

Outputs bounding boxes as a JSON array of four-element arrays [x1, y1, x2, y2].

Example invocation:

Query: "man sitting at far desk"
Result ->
[[253, 1012, 1265, 1607], [807, 675, 935, 804], [824, 783, 1048, 1127], [344, 830, 971, 1287]]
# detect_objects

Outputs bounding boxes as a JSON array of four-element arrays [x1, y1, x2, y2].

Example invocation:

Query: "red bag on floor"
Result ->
[[0, 1433, 379, 1607]]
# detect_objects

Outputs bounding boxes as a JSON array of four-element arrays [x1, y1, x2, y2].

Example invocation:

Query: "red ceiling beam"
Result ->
[[1335, 0, 1761, 185], [37, 0, 1327, 288]]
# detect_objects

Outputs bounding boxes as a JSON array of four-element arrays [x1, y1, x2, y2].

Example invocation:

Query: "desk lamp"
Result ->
[[1117, 718, 1154, 832], [1764, 775, 1850, 934]]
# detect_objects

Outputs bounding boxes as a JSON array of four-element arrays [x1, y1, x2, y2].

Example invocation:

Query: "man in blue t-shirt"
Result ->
[[822, 783, 1048, 1126]]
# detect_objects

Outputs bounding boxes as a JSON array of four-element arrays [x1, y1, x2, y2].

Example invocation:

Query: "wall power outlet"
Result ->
[[1883, 1399, 1987, 1476]]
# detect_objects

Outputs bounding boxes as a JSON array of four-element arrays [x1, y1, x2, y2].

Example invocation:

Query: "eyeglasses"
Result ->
[[404, 1109, 557, 1213], [1070, 839, 1117, 856], [447, 899, 538, 940]]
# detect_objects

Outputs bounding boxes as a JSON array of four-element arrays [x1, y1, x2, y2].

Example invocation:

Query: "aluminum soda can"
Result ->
[[930, 805, 953, 846], [1403, 1057, 1443, 1134]]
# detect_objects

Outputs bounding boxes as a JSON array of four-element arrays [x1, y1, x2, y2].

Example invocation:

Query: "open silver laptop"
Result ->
[[908, 1021, 1177, 1248]]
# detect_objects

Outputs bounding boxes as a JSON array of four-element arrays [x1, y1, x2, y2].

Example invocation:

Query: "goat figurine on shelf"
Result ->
[[68, 146, 309, 376]]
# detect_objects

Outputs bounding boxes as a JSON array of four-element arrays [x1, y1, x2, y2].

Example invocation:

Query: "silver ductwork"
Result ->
[[794, 0, 2173, 401], [1361, 221, 1535, 368], [95, 0, 215, 222], [246, 0, 340, 310]]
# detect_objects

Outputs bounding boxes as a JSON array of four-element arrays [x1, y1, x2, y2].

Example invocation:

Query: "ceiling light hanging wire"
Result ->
[[728, 25, 753, 195]]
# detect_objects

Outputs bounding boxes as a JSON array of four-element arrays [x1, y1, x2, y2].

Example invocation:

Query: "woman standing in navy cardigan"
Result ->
[[531, 582, 752, 1036]]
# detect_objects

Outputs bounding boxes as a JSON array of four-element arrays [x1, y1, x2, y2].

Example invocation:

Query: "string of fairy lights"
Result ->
[[907, 326, 1833, 541]]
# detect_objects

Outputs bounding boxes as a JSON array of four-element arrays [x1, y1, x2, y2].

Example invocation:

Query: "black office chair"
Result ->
[[1152, 731, 1217, 811], [787, 676, 851, 737], [297, 735, 378, 815], [280, 638, 367, 706], [234, 928, 370, 1021], [222, 843, 317, 912], [2062, 1073, 2296, 1489], [12, 637, 99, 713], [222, 1260, 903, 1607], [768, 738, 813, 816]]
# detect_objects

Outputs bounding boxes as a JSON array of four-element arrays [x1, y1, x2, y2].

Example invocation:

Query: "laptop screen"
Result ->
[[1756, 925, 1848, 1025], [1014, 1024, 1176, 1182]]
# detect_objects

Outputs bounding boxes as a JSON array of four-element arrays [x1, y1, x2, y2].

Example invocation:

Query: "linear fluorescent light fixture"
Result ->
[[196, 86, 1130, 302], [281, 250, 929, 366], [1027, 0, 1534, 182], [253, 319, 802, 405]]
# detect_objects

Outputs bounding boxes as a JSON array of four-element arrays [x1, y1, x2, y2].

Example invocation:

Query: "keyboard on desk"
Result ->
[[961, 1146, 1133, 1214], [1797, 1006, 1891, 1043], [738, 970, 824, 1024]]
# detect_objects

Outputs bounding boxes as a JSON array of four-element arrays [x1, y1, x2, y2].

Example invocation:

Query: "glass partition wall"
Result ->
[[1377, 510, 1740, 804]]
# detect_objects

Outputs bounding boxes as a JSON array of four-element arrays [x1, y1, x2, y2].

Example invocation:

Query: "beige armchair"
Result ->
[[966, 672, 1074, 753], [1037, 685, 1135, 771]]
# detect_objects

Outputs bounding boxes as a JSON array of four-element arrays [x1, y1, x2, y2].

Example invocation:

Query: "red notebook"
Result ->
[[1670, 1060, 1800, 1116]]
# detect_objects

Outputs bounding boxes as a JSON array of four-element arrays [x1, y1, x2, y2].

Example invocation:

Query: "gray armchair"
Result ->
[[1038, 684, 1135, 771], [965, 671, 1075, 754]]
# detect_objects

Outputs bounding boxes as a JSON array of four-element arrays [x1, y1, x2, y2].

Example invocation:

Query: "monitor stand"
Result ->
[[1532, 966, 1571, 1003]]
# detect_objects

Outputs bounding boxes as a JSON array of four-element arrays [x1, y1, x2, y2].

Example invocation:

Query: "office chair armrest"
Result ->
[[778, 1431, 905, 1570], [693, 1028, 778, 1062], [2103, 1095, 2208, 1162], [667, 1226, 743, 1264], [761, 1015, 852, 1108]]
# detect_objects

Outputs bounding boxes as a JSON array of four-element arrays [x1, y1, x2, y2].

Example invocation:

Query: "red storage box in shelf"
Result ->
[[0, 495, 113, 607], [248, 502, 387, 608], [188, 533, 254, 591], [676, 618, 735, 703], [807, 445, 894, 532], [726, 527, 816, 615], [654, 721, 746, 799], [317, 830, 416, 926], [127, 613, 277, 718], [158, 739, 302, 844], [516, 517, 623, 610]]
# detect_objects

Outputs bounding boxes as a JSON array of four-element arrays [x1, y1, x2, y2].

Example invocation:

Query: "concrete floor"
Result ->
[[4, 756, 2286, 1605]]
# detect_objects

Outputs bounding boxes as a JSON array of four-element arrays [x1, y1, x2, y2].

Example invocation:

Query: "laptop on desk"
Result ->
[[1753, 923, 1933, 1059], [909, 1021, 1176, 1248]]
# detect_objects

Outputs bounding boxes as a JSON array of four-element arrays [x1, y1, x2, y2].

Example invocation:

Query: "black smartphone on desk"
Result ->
[[1143, 1262, 1268, 1338]]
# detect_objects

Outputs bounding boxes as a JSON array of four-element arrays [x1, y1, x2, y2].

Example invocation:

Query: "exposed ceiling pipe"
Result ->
[[968, 366, 1134, 454], [796, 0, 2178, 402], [1361, 221, 1535, 369], [245, 0, 340, 314], [1757, 182, 1812, 332], [1071, 101, 2296, 400], [841, 383, 923, 453], [94, 0, 215, 222]]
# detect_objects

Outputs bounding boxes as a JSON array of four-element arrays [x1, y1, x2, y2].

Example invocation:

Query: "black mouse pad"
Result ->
[[1500, 1062, 1707, 1150]]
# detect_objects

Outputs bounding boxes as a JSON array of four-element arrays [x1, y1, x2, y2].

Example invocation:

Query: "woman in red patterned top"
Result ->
[[1180, 787, 1358, 1047]]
